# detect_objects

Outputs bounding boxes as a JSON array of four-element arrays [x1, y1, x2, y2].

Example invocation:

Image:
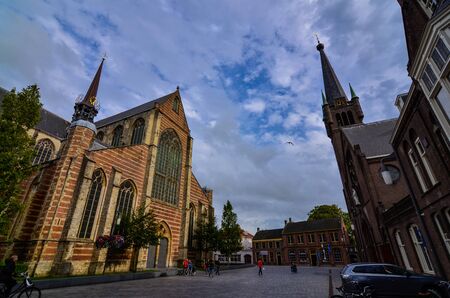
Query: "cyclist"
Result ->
[[0, 254, 18, 296]]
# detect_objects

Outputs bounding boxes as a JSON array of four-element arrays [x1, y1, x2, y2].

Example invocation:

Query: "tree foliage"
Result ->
[[194, 214, 219, 260], [119, 204, 161, 271], [0, 85, 41, 235], [307, 204, 353, 242], [218, 200, 242, 262]]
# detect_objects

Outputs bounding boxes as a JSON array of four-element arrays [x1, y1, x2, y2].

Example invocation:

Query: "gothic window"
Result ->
[[151, 129, 182, 205], [336, 114, 343, 126], [113, 180, 135, 228], [347, 111, 355, 124], [341, 112, 349, 125], [96, 131, 104, 142], [172, 97, 179, 113], [79, 169, 104, 238], [33, 139, 54, 165], [395, 230, 412, 270], [433, 212, 450, 256], [111, 125, 123, 147], [188, 204, 195, 248], [131, 118, 145, 145], [409, 224, 434, 274]]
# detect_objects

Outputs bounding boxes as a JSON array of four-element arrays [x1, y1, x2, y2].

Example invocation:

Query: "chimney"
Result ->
[[284, 220, 287, 225], [289, 217, 292, 223], [257, 227, 260, 232]]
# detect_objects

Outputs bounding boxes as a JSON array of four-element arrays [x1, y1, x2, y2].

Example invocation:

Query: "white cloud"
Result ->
[[243, 99, 266, 113]]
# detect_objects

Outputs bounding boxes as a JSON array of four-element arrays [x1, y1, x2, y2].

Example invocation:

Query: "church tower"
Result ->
[[318, 41, 364, 139]]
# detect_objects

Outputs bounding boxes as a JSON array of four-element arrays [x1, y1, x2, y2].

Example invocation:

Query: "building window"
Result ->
[[130, 118, 145, 145], [269, 241, 273, 249], [188, 204, 195, 248], [347, 111, 355, 124], [436, 85, 450, 121], [414, 137, 437, 186], [333, 248, 342, 262], [298, 235, 304, 244], [336, 113, 343, 126], [255, 243, 259, 249], [433, 213, 450, 256], [33, 139, 54, 165], [288, 235, 293, 244], [111, 125, 123, 147], [422, 63, 438, 91], [113, 180, 135, 230], [432, 37, 450, 70], [319, 233, 327, 243], [96, 131, 104, 142], [151, 130, 182, 205], [288, 250, 296, 262], [407, 147, 428, 192], [308, 234, 315, 243], [78, 170, 103, 238], [298, 250, 308, 263], [409, 225, 434, 274], [172, 97, 179, 113], [276, 241, 280, 248], [395, 230, 412, 270], [331, 232, 339, 242], [262, 242, 266, 249]]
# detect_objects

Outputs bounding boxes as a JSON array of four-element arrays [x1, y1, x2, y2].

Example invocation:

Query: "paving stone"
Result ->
[[43, 266, 342, 298]]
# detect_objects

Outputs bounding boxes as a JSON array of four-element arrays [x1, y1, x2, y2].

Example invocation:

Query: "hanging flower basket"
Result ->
[[95, 235, 126, 249]]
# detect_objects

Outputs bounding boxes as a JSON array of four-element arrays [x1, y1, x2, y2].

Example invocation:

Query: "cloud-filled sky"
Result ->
[[0, 0, 411, 234]]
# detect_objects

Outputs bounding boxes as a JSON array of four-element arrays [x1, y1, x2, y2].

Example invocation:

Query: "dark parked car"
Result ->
[[340, 263, 449, 297]]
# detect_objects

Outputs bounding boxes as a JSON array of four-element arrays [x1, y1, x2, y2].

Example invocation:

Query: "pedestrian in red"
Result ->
[[183, 258, 189, 276], [257, 258, 263, 276]]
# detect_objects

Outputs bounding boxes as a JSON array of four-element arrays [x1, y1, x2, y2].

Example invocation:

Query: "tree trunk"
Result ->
[[130, 248, 140, 272]]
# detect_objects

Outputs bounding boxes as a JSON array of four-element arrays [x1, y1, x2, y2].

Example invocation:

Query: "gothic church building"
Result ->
[[0, 59, 212, 277]]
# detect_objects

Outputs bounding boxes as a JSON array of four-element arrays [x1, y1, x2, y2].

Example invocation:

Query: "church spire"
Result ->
[[72, 58, 104, 123], [321, 90, 327, 105], [349, 83, 358, 99], [316, 41, 348, 106]]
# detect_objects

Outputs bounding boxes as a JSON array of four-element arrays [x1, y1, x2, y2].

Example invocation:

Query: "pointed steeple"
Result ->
[[316, 41, 348, 106], [72, 58, 104, 123], [321, 90, 327, 105], [349, 83, 358, 99]]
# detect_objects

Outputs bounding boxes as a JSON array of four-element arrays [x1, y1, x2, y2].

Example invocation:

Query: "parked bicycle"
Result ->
[[331, 285, 374, 298], [0, 272, 41, 298]]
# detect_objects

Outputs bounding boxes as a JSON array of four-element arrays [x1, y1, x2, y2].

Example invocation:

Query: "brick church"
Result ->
[[318, 0, 449, 279], [0, 59, 213, 277]]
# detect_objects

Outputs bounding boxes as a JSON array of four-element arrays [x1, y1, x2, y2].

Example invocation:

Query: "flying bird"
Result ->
[[285, 141, 294, 146]]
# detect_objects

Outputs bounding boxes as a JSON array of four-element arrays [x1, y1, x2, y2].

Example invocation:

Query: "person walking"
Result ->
[[208, 259, 214, 278], [0, 254, 18, 296], [214, 259, 220, 276], [188, 259, 193, 276], [183, 258, 189, 276], [257, 258, 263, 276]]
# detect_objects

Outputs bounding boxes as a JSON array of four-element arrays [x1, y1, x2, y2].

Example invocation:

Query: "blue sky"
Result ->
[[0, 0, 411, 233]]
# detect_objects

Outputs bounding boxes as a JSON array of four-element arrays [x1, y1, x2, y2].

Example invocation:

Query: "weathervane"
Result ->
[[102, 52, 108, 60], [314, 33, 320, 44]]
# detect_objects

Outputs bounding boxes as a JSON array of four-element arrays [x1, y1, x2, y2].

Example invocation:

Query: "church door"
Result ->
[[147, 245, 156, 268], [244, 254, 251, 264], [157, 238, 169, 268]]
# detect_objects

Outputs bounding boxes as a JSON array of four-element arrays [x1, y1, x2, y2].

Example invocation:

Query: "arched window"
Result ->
[[96, 131, 105, 142], [151, 130, 182, 205], [188, 204, 195, 248], [336, 114, 343, 126], [341, 112, 349, 125], [433, 212, 450, 256], [172, 97, 179, 113], [113, 180, 135, 228], [33, 139, 54, 165], [79, 169, 104, 238], [394, 230, 412, 270], [131, 118, 145, 145], [347, 111, 355, 124], [409, 225, 434, 274], [111, 125, 123, 147]]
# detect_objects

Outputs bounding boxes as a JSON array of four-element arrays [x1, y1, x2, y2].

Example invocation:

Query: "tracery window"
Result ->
[[111, 125, 123, 147], [79, 170, 104, 238], [131, 118, 145, 145], [114, 180, 135, 227], [151, 130, 182, 205], [33, 139, 54, 165], [188, 204, 195, 248]]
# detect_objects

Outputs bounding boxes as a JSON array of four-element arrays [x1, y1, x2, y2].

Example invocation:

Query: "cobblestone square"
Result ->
[[43, 266, 342, 298]]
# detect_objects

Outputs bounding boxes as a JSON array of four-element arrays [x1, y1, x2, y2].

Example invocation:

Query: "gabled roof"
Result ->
[[95, 92, 174, 128], [253, 228, 283, 240], [342, 118, 397, 158], [0, 87, 70, 139], [282, 218, 341, 234]]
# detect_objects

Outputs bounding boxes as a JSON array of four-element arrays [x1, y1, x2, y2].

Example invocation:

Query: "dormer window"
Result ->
[[172, 97, 179, 113]]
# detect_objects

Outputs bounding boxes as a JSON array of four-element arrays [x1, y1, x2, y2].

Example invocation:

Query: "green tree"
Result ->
[[307, 204, 354, 242], [0, 85, 41, 234], [194, 215, 219, 260], [218, 200, 242, 264], [121, 204, 161, 272]]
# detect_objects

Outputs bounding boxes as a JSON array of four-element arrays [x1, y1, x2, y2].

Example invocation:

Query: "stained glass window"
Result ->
[[111, 125, 123, 147], [79, 170, 103, 238], [131, 118, 145, 145], [33, 139, 54, 165]]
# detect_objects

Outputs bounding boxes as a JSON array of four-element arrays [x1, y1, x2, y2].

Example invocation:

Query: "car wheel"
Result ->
[[426, 288, 444, 298]]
